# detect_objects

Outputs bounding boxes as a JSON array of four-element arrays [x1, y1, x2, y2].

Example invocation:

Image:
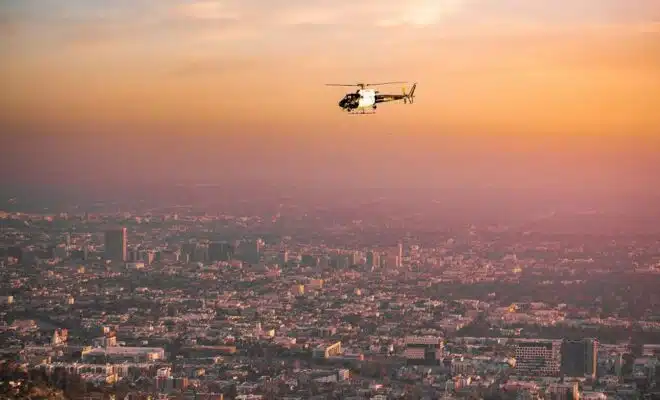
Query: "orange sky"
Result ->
[[1, 0, 659, 190]]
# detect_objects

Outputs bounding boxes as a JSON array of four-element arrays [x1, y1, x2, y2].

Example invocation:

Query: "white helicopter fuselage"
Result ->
[[357, 89, 376, 108]]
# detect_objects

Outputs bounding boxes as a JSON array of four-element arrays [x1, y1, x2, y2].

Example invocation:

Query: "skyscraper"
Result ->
[[335, 254, 350, 269], [392, 242, 404, 267], [366, 251, 380, 268], [561, 338, 598, 379], [238, 239, 261, 264], [514, 339, 562, 377], [209, 242, 234, 262], [104, 228, 127, 262], [279, 250, 289, 265], [349, 251, 360, 266]]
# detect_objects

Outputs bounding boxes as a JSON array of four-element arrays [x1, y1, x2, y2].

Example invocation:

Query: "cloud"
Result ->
[[173, 0, 241, 21], [274, 7, 344, 26], [5, 1, 245, 50], [270, 0, 466, 27], [460, 0, 660, 27], [6, 0, 658, 50], [376, 0, 466, 27], [4, 0, 659, 67], [254, 0, 658, 33]]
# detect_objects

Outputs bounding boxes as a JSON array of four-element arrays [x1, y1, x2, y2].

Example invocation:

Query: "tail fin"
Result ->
[[407, 83, 417, 104]]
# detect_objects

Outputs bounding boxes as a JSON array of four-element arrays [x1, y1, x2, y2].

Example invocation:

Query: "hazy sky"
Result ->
[[1, 0, 659, 194]]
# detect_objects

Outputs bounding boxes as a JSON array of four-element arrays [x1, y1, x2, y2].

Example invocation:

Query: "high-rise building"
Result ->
[[404, 336, 444, 365], [561, 338, 598, 379], [209, 242, 234, 262], [253, 239, 264, 262], [194, 244, 209, 263], [514, 339, 561, 377], [104, 228, 127, 262], [331, 254, 342, 268], [143, 250, 155, 266], [366, 251, 380, 268], [279, 250, 289, 265], [301, 254, 319, 267], [181, 243, 198, 261], [238, 239, 261, 264]]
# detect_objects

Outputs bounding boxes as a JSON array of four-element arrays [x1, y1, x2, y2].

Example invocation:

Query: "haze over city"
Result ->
[[2, 0, 659, 199]]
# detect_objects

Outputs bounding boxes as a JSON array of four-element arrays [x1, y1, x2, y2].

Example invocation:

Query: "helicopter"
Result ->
[[326, 81, 417, 114]]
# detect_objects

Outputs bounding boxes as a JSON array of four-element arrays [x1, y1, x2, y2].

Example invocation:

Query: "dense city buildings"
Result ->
[[1, 192, 659, 399]]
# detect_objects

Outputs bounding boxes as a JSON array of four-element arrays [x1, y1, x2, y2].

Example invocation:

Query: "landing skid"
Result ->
[[348, 110, 377, 115]]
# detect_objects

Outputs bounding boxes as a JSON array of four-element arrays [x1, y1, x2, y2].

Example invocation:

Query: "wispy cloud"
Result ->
[[4, 0, 658, 49], [269, 0, 466, 27], [376, 0, 466, 27], [173, 0, 241, 21], [3, 0, 659, 78]]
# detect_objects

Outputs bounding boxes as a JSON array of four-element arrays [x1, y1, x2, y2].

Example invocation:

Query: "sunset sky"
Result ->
[[1, 1, 659, 194]]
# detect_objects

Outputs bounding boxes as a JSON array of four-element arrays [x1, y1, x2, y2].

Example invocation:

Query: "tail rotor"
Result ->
[[406, 82, 417, 104]]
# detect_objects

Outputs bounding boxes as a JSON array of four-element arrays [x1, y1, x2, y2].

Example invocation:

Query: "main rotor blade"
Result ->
[[365, 81, 407, 86], [326, 82, 406, 87]]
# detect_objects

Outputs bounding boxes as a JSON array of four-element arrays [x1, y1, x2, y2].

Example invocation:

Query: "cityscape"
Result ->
[[1, 188, 659, 400], [2, 0, 659, 399]]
